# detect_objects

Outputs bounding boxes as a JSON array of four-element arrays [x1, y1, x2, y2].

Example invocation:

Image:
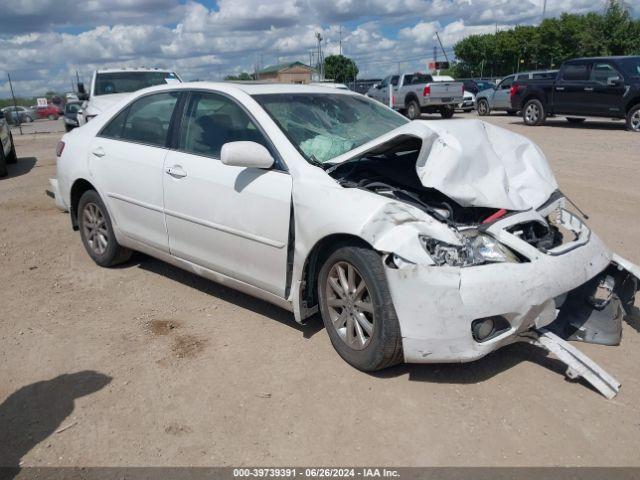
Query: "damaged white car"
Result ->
[[50, 83, 639, 398]]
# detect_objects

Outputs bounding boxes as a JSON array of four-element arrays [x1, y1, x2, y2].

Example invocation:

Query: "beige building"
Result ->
[[257, 61, 314, 84]]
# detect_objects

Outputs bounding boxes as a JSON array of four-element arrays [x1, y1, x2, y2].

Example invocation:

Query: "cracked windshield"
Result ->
[[254, 93, 408, 163]]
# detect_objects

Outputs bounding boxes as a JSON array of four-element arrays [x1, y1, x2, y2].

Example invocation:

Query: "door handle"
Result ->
[[555, 87, 565, 91], [166, 166, 187, 178], [584, 87, 594, 92], [92, 147, 105, 157]]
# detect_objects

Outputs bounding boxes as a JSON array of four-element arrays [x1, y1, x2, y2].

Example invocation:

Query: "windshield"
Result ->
[[618, 57, 640, 78], [253, 93, 408, 163], [94, 71, 179, 96]]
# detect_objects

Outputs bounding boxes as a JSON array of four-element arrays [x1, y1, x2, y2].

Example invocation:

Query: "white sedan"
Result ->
[[50, 82, 638, 394]]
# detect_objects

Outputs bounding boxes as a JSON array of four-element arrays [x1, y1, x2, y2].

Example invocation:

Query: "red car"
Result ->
[[36, 104, 62, 120]]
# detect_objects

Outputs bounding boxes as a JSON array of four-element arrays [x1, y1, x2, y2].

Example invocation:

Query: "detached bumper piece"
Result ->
[[522, 328, 621, 399]]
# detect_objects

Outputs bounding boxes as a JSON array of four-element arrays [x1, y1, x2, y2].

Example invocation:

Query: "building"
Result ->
[[257, 62, 314, 84]]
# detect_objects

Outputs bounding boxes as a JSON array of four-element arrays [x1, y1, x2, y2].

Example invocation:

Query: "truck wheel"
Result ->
[[522, 99, 546, 126], [405, 99, 421, 120], [626, 105, 640, 132], [507, 109, 517, 115], [440, 105, 455, 119], [567, 117, 586, 124], [0, 145, 7, 178], [6, 133, 17, 164], [318, 245, 403, 372], [476, 99, 490, 116]]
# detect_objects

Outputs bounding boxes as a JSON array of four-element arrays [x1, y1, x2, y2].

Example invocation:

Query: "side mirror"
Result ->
[[221, 141, 274, 169], [607, 76, 621, 86]]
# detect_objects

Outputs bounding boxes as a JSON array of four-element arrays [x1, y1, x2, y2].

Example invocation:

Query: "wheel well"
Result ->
[[70, 179, 96, 230], [626, 99, 640, 114], [522, 94, 542, 109], [404, 93, 419, 107], [301, 234, 373, 309]]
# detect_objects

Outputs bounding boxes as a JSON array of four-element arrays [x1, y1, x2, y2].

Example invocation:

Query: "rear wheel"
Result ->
[[405, 99, 421, 120], [476, 98, 490, 116], [78, 190, 132, 267], [6, 133, 17, 164], [507, 109, 517, 116], [522, 99, 546, 126], [626, 104, 640, 132], [318, 245, 403, 372], [440, 105, 455, 119], [567, 117, 586, 124], [0, 143, 7, 178]]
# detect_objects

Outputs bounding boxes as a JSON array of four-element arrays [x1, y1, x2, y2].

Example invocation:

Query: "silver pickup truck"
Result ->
[[367, 72, 464, 120]]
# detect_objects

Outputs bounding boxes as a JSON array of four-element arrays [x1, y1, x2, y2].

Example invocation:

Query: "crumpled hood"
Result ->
[[86, 92, 135, 114], [329, 119, 558, 211]]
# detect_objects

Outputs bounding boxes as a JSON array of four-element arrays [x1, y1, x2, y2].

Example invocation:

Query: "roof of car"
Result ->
[[138, 81, 358, 96], [567, 56, 640, 62], [96, 67, 175, 73]]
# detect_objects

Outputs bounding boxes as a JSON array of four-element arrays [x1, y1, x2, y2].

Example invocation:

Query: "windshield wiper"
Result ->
[[307, 155, 328, 170]]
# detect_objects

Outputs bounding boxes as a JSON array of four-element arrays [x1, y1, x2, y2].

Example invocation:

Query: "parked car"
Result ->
[[461, 79, 496, 95], [476, 70, 558, 116], [1, 106, 35, 124], [458, 90, 475, 112], [511, 56, 640, 131], [49, 82, 639, 398], [367, 72, 463, 120], [36, 104, 63, 120], [77, 68, 182, 126], [0, 109, 18, 177], [64, 101, 82, 132]]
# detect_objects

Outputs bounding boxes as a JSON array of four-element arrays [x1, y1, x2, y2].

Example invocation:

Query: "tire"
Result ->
[[626, 104, 640, 132], [522, 99, 546, 126], [6, 133, 17, 164], [25, 116, 34, 123], [47, 114, 55, 120], [78, 190, 132, 267], [507, 109, 517, 116], [65, 124, 74, 132], [0, 143, 7, 178], [440, 105, 455, 119], [405, 99, 421, 120], [476, 98, 490, 116], [567, 117, 586, 124], [463, 108, 474, 113], [318, 245, 403, 372]]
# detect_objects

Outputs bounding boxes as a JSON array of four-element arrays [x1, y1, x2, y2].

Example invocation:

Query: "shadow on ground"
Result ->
[[0, 157, 37, 180], [509, 118, 628, 131], [0, 371, 112, 479], [137, 255, 324, 340]]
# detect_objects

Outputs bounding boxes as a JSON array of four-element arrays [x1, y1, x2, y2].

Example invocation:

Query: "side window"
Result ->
[[498, 76, 514, 89], [561, 63, 589, 81], [390, 75, 399, 87], [100, 106, 129, 140], [379, 77, 389, 88], [590, 63, 618, 84], [179, 92, 270, 159], [103, 92, 179, 147]]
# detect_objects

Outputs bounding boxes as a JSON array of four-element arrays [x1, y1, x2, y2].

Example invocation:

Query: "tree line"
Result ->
[[452, 1, 640, 78]]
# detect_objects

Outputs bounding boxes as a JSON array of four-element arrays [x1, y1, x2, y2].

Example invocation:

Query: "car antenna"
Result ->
[[561, 191, 589, 220]]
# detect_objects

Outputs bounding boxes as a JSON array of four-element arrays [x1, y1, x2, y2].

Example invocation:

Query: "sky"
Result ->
[[0, 0, 637, 98]]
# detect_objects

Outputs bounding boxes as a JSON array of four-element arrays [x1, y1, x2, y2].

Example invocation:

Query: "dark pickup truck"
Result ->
[[510, 56, 640, 131]]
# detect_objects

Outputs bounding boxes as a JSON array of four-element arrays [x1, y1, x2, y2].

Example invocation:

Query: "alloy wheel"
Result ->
[[525, 103, 539, 124], [324, 261, 375, 350], [631, 110, 640, 131], [82, 202, 109, 255]]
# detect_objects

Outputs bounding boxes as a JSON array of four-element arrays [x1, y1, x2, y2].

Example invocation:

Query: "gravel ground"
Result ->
[[1, 113, 639, 468]]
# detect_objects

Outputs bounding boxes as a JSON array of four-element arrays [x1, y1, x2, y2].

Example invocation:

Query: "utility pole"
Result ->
[[315, 32, 323, 80], [542, 0, 547, 21], [7, 73, 22, 135], [339, 25, 342, 56], [435, 32, 449, 63]]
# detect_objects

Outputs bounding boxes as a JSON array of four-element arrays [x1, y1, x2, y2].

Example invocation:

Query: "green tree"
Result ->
[[224, 72, 254, 81], [323, 55, 359, 83]]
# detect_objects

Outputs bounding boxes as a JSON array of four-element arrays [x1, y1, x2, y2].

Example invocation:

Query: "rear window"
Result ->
[[561, 64, 589, 81], [618, 57, 640, 78], [404, 73, 433, 85]]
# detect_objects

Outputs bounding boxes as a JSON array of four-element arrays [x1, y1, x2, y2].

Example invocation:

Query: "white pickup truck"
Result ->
[[77, 68, 182, 126], [367, 72, 464, 120]]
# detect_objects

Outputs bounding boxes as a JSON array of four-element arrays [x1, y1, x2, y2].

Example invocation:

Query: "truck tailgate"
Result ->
[[428, 82, 463, 101]]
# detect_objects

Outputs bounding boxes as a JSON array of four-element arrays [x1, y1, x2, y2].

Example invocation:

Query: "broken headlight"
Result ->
[[420, 234, 519, 267]]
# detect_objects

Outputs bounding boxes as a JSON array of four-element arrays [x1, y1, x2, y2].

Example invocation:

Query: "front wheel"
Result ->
[[78, 190, 132, 267], [522, 99, 546, 126], [440, 105, 455, 119], [476, 98, 490, 116], [318, 246, 403, 371], [626, 104, 640, 132], [405, 99, 421, 120]]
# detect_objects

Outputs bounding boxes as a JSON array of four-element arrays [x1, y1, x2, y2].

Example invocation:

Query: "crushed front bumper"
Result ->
[[384, 209, 639, 364]]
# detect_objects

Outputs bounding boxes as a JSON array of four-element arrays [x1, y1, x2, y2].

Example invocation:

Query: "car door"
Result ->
[[162, 91, 292, 297], [553, 62, 591, 114], [492, 75, 514, 109], [587, 61, 626, 117], [89, 91, 180, 252]]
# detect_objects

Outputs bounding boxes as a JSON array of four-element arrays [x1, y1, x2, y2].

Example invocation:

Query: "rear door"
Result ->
[[89, 91, 180, 252], [492, 75, 514, 109], [587, 61, 626, 117], [554, 62, 591, 114], [162, 90, 292, 296]]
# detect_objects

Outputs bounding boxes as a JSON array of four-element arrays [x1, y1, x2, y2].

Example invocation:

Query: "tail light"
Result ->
[[56, 141, 65, 157], [509, 83, 521, 98], [392, 95, 396, 106], [423, 85, 431, 96]]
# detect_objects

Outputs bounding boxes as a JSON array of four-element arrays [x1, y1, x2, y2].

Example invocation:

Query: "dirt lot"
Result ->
[[1, 114, 639, 468]]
